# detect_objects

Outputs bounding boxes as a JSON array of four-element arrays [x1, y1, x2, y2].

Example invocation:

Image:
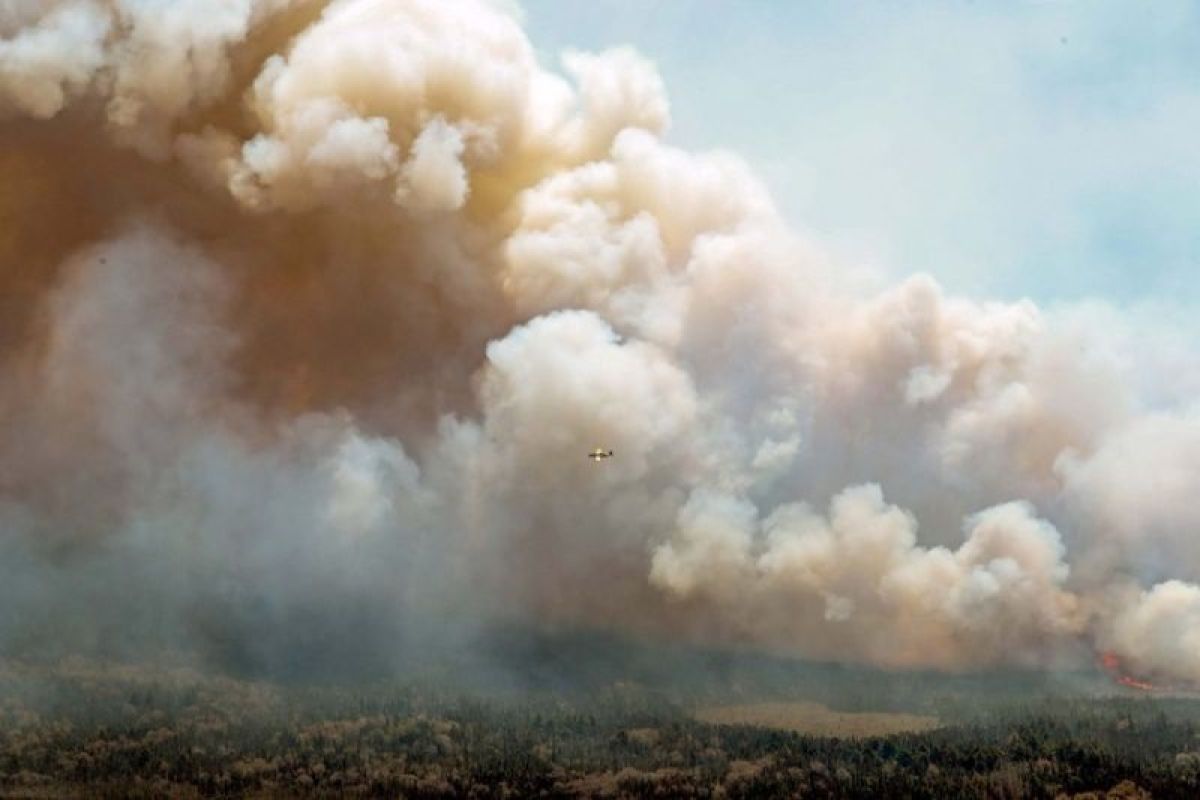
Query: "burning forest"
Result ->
[[0, 2, 1199, 794]]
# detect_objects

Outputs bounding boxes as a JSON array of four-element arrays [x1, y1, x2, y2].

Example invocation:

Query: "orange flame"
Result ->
[[1116, 675, 1156, 691], [1099, 651, 1157, 691]]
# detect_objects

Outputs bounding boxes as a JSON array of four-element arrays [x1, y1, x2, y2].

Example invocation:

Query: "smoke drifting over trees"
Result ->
[[1, 0, 1198, 685]]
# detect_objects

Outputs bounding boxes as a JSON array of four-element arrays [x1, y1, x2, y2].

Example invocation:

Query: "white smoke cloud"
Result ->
[[1105, 581, 1200, 685], [0, 0, 1197, 684], [652, 486, 1083, 670], [0, 1, 109, 118]]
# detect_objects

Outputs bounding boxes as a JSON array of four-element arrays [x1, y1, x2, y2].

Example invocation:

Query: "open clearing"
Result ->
[[694, 701, 941, 738]]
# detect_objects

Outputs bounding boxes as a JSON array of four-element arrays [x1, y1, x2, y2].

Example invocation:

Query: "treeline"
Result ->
[[2, 667, 1199, 798]]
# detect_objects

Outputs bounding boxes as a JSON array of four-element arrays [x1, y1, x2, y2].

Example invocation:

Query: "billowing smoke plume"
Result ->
[[1, 0, 1198, 684]]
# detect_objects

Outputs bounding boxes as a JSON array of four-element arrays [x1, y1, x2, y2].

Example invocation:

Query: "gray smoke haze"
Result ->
[[1, 0, 1198, 684]]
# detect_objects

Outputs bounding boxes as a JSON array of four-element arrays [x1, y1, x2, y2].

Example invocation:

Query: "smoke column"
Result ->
[[1, 0, 1198, 684]]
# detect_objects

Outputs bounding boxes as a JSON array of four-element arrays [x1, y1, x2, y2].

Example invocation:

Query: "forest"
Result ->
[[1, 641, 1197, 798]]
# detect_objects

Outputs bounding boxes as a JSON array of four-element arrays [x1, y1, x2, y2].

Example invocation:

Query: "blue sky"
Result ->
[[518, 1, 1200, 306]]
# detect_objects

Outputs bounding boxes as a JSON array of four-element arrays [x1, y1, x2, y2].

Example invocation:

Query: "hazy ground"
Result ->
[[1, 636, 1197, 797], [693, 701, 941, 738]]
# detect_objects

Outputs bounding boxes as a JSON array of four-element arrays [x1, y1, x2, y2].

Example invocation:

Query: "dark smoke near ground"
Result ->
[[1, 0, 1200, 690]]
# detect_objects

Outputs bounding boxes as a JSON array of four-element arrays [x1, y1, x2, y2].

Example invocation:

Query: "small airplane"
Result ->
[[588, 448, 614, 462]]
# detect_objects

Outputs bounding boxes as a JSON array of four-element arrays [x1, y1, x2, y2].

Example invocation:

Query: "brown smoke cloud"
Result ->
[[1, 0, 1198, 683]]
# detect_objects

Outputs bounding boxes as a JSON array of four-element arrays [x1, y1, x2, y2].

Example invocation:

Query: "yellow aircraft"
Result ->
[[588, 448, 614, 462]]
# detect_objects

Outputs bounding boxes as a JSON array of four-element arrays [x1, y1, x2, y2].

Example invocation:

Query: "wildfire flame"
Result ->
[[1099, 652, 1157, 691]]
